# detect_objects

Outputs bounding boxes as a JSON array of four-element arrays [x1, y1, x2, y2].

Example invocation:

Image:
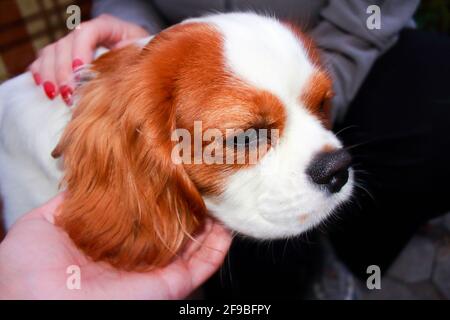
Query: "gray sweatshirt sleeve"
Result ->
[[309, 0, 420, 123], [92, 0, 166, 34]]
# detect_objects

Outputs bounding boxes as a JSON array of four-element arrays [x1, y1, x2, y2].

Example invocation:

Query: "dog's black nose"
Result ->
[[306, 149, 351, 193]]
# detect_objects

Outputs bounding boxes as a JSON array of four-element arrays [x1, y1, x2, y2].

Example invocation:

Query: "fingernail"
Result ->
[[72, 59, 84, 71], [60, 85, 73, 106], [43, 81, 56, 100], [32, 73, 42, 85]]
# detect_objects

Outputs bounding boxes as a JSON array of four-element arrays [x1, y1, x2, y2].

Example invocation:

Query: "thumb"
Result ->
[[21, 193, 66, 224]]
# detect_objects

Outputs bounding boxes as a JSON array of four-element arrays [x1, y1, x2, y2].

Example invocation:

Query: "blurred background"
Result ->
[[0, 0, 92, 82], [0, 0, 449, 300]]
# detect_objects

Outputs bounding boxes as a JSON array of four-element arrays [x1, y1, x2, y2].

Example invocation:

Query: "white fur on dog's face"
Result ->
[[189, 13, 354, 238]]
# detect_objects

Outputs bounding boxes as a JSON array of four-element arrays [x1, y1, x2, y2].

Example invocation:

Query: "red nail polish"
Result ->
[[32, 73, 42, 85], [60, 85, 73, 106], [43, 81, 56, 100], [72, 59, 84, 71]]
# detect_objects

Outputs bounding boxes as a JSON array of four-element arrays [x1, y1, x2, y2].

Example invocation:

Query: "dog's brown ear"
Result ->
[[54, 45, 206, 270], [282, 20, 334, 128]]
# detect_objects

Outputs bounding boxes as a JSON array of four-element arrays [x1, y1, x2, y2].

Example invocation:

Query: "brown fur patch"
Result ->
[[283, 21, 334, 128], [301, 71, 334, 128]]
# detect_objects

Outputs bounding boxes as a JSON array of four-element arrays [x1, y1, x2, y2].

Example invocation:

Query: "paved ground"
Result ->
[[311, 213, 450, 300], [358, 213, 450, 300]]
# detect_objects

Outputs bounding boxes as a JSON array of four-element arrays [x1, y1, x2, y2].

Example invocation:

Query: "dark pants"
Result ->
[[205, 29, 450, 298]]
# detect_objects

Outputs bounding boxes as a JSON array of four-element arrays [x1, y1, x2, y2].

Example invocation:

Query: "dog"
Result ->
[[0, 12, 353, 270]]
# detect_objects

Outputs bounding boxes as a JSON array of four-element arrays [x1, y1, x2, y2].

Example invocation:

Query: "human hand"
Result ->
[[0, 194, 231, 299], [29, 14, 150, 105]]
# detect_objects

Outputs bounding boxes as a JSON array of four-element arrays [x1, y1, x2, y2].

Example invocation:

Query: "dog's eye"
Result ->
[[232, 130, 259, 147], [318, 99, 326, 113], [226, 129, 271, 148]]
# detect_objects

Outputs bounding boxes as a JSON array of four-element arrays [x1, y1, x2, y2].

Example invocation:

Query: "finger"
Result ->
[[20, 193, 66, 224], [151, 222, 231, 299], [29, 59, 42, 85], [187, 222, 232, 288], [180, 218, 214, 260], [39, 45, 58, 99], [113, 38, 142, 49], [112, 38, 136, 49], [54, 35, 74, 106]]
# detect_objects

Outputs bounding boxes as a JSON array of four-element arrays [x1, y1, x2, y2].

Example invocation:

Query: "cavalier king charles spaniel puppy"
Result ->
[[0, 13, 353, 270]]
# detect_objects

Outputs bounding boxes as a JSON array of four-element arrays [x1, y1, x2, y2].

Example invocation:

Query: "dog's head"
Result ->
[[53, 13, 353, 270]]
